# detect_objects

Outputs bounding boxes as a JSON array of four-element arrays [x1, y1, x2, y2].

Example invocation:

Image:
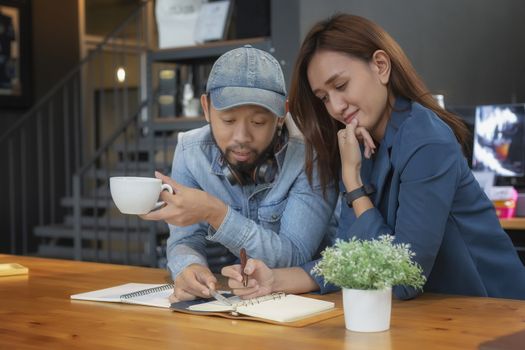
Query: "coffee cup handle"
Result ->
[[151, 184, 174, 211]]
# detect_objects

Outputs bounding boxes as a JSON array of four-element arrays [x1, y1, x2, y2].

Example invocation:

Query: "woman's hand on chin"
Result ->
[[338, 119, 376, 189]]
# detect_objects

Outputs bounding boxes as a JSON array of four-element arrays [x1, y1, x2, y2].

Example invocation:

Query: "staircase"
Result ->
[[0, 1, 173, 267], [33, 101, 177, 266]]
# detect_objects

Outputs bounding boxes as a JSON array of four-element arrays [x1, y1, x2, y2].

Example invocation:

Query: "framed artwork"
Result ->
[[0, 0, 31, 108]]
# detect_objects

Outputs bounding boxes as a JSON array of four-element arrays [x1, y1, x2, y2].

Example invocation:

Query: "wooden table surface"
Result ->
[[500, 217, 525, 230], [1, 254, 524, 350]]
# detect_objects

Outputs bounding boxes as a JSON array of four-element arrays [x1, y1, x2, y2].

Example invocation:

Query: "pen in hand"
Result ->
[[240, 247, 249, 287]]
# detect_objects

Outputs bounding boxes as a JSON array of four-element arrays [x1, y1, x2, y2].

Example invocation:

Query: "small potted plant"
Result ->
[[313, 235, 426, 332]]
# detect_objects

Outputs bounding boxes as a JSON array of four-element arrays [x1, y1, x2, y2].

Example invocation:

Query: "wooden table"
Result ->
[[500, 217, 525, 230], [1, 254, 524, 350]]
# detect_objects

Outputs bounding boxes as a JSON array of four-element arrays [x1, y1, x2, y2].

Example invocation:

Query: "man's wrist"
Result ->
[[204, 194, 227, 230], [271, 269, 285, 293]]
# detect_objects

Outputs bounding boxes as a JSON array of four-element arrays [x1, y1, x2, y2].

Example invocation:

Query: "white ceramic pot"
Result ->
[[342, 287, 392, 332]]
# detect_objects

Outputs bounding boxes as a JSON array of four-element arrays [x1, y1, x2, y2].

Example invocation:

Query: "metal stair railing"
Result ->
[[72, 99, 162, 266], [0, 0, 152, 258]]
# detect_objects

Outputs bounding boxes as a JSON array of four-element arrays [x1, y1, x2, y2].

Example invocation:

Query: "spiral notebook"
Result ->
[[171, 292, 342, 327], [71, 283, 343, 326], [70, 283, 173, 308]]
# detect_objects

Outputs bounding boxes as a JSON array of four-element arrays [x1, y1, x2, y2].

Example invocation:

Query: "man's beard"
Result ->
[[225, 141, 273, 175], [210, 128, 279, 176]]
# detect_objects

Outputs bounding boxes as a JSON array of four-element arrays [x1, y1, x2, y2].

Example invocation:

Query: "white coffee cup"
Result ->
[[109, 177, 174, 215]]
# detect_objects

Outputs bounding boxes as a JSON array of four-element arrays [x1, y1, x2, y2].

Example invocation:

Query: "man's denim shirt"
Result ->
[[166, 125, 338, 279]]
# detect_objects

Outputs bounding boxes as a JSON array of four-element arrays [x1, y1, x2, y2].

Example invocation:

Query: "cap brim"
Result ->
[[209, 86, 286, 117]]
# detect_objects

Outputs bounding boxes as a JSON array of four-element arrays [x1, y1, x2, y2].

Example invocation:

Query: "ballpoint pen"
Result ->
[[240, 247, 248, 287]]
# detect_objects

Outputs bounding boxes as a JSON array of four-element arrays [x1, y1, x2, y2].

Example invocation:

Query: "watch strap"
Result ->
[[344, 184, 375, 208]]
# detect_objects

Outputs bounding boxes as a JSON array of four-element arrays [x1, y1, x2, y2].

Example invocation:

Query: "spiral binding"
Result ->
[[120, 284, 174, 301], [233, 292, 285, 308]]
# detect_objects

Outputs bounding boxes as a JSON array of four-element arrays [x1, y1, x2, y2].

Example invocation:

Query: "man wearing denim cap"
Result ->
[[142, 45, 337, 302]]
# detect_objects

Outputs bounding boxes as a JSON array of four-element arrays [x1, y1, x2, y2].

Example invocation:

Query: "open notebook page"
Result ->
[[188, 294, 334, 322], [71, 283, 172, 308], [236, 295, 334, 323]]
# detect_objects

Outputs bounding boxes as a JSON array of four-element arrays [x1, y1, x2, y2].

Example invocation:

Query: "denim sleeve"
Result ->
[[207, 166, 338, 268], [166, 223, 209, 279], [347, 142, 459, 300], [165, 141, 209, 279]]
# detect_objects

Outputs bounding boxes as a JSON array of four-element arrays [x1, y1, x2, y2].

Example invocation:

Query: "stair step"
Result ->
[[63, 215, 169, 231], [85, 168, 153, 180], [92, 185, 110, 197], [34, 224, 154, 240], [112, 136, 178, 152], [148, 117, 207, 132], [36, 245, 153, 265], [61, 196, 113, 209], [82, 167, 173, 181], [114, 161, 170, 171]]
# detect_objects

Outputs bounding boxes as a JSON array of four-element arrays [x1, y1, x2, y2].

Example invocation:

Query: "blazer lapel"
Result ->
[[370, 97, 412, 208], [370, 143, 392, 207]]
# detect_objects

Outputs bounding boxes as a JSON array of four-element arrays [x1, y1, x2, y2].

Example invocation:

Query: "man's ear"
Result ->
[[370, 50, 391, 85], [201, 94, 210, 122]]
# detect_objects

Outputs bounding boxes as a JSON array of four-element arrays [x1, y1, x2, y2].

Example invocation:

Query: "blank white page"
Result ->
[[71, 283, 172, 308]]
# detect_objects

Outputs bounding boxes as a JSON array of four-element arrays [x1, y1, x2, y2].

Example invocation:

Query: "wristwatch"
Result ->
[[344, 184, 376, 208]]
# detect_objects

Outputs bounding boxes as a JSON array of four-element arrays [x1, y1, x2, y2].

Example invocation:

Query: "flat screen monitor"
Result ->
[[472, 104, 525, 177]]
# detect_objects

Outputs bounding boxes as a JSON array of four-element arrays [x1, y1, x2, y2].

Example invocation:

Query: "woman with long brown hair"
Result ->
[[222, 14, 525, 300]]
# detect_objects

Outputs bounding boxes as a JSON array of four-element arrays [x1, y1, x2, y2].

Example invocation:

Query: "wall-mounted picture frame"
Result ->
[[0, 0, 31, 108]]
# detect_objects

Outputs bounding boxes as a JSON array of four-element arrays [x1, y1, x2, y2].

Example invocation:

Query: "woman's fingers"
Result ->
[[337, 120, 358, 149], [337, 129, 346, 149], [344, 119, 359, 142], [360, 129, 376, 151], [355, 126, 376, 159], [338, 120, 376, 155]]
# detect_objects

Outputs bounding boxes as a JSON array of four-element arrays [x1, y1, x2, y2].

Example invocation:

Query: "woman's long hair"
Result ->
[[289, 14, 470, 193]]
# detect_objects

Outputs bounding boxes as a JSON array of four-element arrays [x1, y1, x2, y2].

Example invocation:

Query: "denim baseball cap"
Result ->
[[206, 45, 286, 117]]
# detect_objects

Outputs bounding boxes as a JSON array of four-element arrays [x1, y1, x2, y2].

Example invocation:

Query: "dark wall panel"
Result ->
[[299, 0, 525, 106]]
